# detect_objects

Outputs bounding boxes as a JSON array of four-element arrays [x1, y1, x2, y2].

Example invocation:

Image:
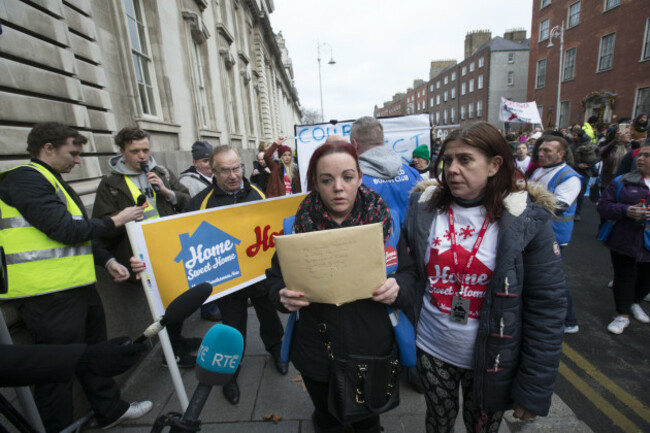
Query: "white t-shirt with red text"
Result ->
[[415, 203, 498, 369]]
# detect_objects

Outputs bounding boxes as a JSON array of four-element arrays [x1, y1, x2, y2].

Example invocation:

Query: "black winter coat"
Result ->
[[391, 183, 566, 416]]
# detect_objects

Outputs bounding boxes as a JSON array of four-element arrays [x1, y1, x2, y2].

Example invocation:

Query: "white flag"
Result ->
[[498, 97, 542, 124]]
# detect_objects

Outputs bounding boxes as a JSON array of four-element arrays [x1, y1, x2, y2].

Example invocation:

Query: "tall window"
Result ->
[[443, 109, 448, 124], [559, 101, 571, 128], [563, 47, 577, 81], [444, 90, 448, 102], [451, 71, 456, 81], [461, 82, 466, 95], [430, 97, 434, 108], [435, 111, 440, 124], [635, 87, 650, 117], [124, 0, 159, 116], [451, 87, 456, 99], [539, 19, 550, 41], [508, 52, 515, 63], [478, 57, 484, 67], [536, 59, 546, 88], [469, 78, 474, 92], [436, 94, 441, 105], [436, 81, 441, 89], [470, 62, 475, 72], [604, 0, 620, 11], [476, 100, 483, 117], [462, 66, 467, 76], [191, 41, 209, 127], [461, 105, 466, 120], [541, 0, 551, 8], [508, 71, 515, 86], [567, 1, 581, 28], [451, 107, 456, 123], [598, 32, 616, 71], [642, 18, 650, 61], [444, 76, 449, 85], [478, 74, 484, 89], [468, 103, 474, 119]]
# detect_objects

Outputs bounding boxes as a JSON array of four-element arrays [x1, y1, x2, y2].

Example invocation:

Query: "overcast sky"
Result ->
[[269, 0, 533, 122]]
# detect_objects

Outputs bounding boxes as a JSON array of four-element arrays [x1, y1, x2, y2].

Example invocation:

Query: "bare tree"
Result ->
[[301, 107, 321, 125]]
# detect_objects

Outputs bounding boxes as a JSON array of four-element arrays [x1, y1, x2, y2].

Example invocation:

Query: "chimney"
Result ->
[[464, 30, 492, 59], [504, 28, 527, 42], [429, 60, 457, 80]]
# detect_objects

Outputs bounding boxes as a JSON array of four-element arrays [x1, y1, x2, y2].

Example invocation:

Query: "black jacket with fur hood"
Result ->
[[392, 181, 567, 416]]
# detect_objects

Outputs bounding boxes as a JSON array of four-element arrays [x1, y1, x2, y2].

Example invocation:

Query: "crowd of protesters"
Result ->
[[2, 114, 648, 433]]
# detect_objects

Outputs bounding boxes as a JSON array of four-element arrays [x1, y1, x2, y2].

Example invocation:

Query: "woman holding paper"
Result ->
[[266, 140, 398, 433], [390, 122, 566, 433]]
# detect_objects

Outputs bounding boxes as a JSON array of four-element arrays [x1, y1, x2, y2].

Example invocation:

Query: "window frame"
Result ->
[[469, 78, 474, 93], [604, 0, 620, 12], [567, 1, 581, 28], [470, 62, 475, 72], [461, 82, 466, 95], [642, 18, 650, 62], [563, 47, 577, 81], [508, 70, 515, 86], [478, 57, 484, 68], [476, 100, 483, 117], [478, 74, 484, 90], [559, 100, 571, 128], [508, 52, 515, 63], [597, 32, 616, 72], [634, 87, 650, 117], [461, 66, 467, 76], [539, 18, 550, 42], [535, 59, 546, 88], [540, 0, 551, 9]]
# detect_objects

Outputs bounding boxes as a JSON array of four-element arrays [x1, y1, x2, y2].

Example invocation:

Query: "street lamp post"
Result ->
[[317, 41, 336, 122], [547, 20, 565, 129]]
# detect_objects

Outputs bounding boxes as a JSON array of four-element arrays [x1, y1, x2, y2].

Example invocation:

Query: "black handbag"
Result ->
[[318, 323, 400, 425]]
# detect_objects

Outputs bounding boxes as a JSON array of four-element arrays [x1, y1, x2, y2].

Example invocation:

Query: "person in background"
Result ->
[[264, 138, 301, 197], [250, 150, 272, 192], [179, 140, 214, 197], [529, 136, 582, 334], [0, 122, 151, 431], [391, 122, 566, 433], [92, 127, 196, 368], [572, 133, 600, 222], [515, 142, 531, 174], [184, 145, 287, 405], [600, 126, 629, 191], [266, 140, 397, 433], [350, 116, 423, 393], [631, 113, 648, 141], [596, 141, 650, 334], [583, 115, 598, 144], [411, 144, 432, 180]]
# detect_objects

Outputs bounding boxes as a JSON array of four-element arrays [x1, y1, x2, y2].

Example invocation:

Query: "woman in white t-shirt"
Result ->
[[384, 122, 567, 433]]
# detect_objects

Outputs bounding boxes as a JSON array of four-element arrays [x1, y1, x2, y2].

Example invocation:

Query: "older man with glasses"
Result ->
[[183, 145, 287, 406]]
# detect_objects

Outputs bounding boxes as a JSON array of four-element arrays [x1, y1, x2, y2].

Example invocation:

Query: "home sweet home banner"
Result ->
[[126, 194, 306, 317]]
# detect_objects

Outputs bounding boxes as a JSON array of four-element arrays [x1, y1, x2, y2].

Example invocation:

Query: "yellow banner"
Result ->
[[139, 194, 305, 309]]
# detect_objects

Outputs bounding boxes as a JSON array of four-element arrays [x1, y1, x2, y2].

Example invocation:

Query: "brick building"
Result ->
[[528, 0, 650, 128]]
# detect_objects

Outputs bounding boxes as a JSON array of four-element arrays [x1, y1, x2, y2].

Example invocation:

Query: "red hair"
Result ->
[[306, 140, 360, 190]]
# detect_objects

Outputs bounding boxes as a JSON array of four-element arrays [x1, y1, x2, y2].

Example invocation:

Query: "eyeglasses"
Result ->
[[215, 165, 243, 176]]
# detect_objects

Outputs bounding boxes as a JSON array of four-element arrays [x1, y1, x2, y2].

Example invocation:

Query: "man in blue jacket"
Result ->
[[350, 116, 423, 391]]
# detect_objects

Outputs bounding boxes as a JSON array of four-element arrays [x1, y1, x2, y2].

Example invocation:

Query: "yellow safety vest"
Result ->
[[199, 184, 265, 209], [0, 163, 95, 299], [123, 175, 159, 220]]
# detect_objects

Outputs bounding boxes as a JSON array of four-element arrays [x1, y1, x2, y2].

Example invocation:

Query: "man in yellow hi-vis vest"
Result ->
[[0, 122, 152, 432]]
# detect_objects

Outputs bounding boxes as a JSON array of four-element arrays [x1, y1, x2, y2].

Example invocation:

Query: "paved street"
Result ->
[[556, 199, 650, 433]]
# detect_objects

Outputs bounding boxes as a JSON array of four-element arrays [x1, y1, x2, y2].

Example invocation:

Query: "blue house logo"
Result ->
[[174, 221, 242, 289]]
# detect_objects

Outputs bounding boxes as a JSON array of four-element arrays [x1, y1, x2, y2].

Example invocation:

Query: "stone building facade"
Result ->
[[0, 0, 301, 209]]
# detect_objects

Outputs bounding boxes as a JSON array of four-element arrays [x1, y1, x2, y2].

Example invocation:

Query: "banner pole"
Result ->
[[125, 222, 189, 411]]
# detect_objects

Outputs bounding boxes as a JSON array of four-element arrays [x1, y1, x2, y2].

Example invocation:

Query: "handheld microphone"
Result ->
[[170, 324, 244, 432], [140, 162, 160, 193], [134, 282, 212, 343], [136, 194, 147, 206]]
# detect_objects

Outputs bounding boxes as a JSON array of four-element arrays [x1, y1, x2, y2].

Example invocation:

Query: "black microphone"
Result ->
[[136, 194, 147, 206], [140, 162, 160, 193], [133, 282, 212, 343], [169, 324, 244, 433]]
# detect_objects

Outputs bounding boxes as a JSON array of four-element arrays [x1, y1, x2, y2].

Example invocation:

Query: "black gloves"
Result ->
[[76, 336, 147, 377]]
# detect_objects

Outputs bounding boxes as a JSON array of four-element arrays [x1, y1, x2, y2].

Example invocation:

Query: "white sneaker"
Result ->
[[607, 316, 630, 334], [101, 401, 153, 429], [564, 325, 579, 334], [644, 293, 650, 302], [608, 280, 614, 288], [630, 304, 650, 323]]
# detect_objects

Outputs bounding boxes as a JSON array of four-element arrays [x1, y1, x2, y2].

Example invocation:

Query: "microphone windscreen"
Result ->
[[136, 194, 147, 206], [140, 162, 150, 172], [162, 282, 212, 326], [196, 324, 244, 386]]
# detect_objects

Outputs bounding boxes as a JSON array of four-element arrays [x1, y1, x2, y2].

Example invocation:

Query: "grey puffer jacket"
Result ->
[[392, 181, 566, 416]]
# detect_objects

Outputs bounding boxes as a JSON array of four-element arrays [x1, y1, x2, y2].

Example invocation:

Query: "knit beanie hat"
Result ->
[[192, 141, 212, 160], [412, 145, 430, 161], [277, 144, 292, 157]]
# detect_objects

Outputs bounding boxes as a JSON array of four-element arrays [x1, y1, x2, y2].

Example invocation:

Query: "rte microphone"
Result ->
[[133, 282, 212, 344], [140, 162, 160, 193], [170, 324, 244, 433]]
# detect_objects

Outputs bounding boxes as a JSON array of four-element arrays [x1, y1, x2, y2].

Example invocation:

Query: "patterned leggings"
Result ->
[[416, 349, 504, 433]]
